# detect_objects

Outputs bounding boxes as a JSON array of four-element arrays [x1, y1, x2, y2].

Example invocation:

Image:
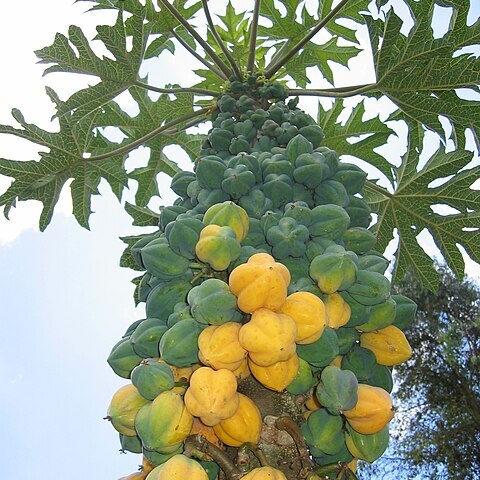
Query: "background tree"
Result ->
[[361, 267, 480, 479]]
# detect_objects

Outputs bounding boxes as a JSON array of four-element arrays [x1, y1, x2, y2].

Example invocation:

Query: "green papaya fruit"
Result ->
[[222, 164, 256, 199], [107, 337, 143, 379], [131, 359, 175, 400], [142, 445, 184, 467], [392, 294, 417, 330], [315, 365, 358, 415], [130, 317, 168, 358], [343, 227, 377, 255], [123, 319, 145, 338], [209, 128, 234, 152], [332, 163, 367, 195], [262, 155, 294, 178], [187, 278, 240, 325], [345, 424, 389, 463], [159, 205, 188, 231], [336, 327, 359, 355], [292, 183, 315, 207], [131, 233, 162, 269], [146, 278, 192, 321], [347, 270, 391, 306], [283, 201, 312, 226], [356, 297, 396, 332], [203, 201, 249, 242], [170, 171, 196, 199], [315, 146, 339, 176], [141, 241, 190, 280], [357, 253, 389, 274], [366, 364, 394, 393], [228, 152, 262, 182], [345, 195, 372, 228], [159, 319, 203, 367], [239, 189, 273, 219], [305, 237, 336, 262], [265, 217, 310, 259], [286, 357, 314, 395], [309, 251, 358, 294], [119, 433, 143, 454], [217, 94, 237, 113], [341, 346, 376, 383], [286, 134, 314, 163], [241, 218, 267, 248], [167, 302, 195, 328], [195, 155, 227, 190], [138, 273, 153, 303], [340, 291, 372, 327], [135, 391, 193, 453], [293, 152, 329, 189], [297, 327, 339, 368], [314, 180, 349, 207], [303, 408, 345, 455], [298, 125, 324, 148], [309, 204, 350, 240], [165, 214, 204, 260], [261, 173, 294, 209]]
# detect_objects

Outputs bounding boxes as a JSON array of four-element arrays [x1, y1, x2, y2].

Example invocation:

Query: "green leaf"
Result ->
[[281, 37, 361, 86], [36, 2, 149, 121], [369, 1, 480, 146], [125, 202, 159, 226], [120, 234, 146, 271], [317, 99, 395, 182], [216, 1, 250, 46], [94, 84, 205, 206], [363, 126, 480, 290], [0, 89, 127, 230]]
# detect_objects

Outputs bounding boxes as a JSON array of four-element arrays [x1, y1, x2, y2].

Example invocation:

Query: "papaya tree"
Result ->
[[0, 1, 478, 479]]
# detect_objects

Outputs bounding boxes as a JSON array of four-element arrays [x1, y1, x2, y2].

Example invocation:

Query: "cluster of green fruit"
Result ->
[[105, 80, 416, 480]]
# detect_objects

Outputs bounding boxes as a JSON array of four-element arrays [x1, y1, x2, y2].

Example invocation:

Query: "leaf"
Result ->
[[36, 2, 149, 121], [281, 37, 360, 86], [363, 126, 480, 290], [125, 202, 159, 226], [317, 99, 395, 182], [215, 1, 250, 46], [0, 89, 127, 230], [119, 234, 146, 271], [368, 1, 480, 146], [94, 84, 205, 206]]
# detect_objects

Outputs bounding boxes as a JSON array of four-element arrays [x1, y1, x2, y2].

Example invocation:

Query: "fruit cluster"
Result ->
[[106, 83, 416, 480]]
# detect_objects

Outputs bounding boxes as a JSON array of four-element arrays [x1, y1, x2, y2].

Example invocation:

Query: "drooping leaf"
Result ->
[[317, 99, 395, 182], [36, 1, 150, 121], [363, 125, 480, 290], [0, 89, 127, 230], [368, 1, 480, 146], [120, 234, 147, 271]]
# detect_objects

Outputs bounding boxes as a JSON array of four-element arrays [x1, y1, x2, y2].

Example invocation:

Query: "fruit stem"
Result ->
[[201, 0, 243, 79], [185, 434, 243, 479], [275, 416, 315, 477], [245, 443, 270, 467]]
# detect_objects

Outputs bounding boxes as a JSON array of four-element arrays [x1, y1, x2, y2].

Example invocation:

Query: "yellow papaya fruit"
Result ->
[[203, 201, 249, 241], [343, 384, 394, 434], [198, 322, 247, 371], [248, 354, 299, 392], [279, 291, 327, 344], [107, 384, 150, 436], [213, 393, 262, 447], [232, 357, 251, 381], [184, 367, 240, 426], [240, 466, 288, 479], [324, 292, 351, 329], [239, 308, 297, 366], [229, 253, 290, 313], [360, 325, 412, 366], [145, 454, 208, 480]]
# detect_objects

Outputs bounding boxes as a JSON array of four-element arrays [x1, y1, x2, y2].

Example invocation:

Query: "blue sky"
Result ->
[[0, 1, 479, 479]]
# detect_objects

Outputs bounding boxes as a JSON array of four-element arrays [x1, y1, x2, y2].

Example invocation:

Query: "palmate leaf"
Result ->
[[36, 0, 149, 121], [0, 89, 127, 230], [124, 202, 159, 227], [282, 38, 361, 86], [94, 84, 206, 206], [369, 0, 480, 146], [317, 99, 395, 182], [363, 126, 480, 291]]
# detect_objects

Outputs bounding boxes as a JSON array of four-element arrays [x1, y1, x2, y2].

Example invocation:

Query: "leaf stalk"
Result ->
[[134, 80, 219, 97], [287, 83, 377, 98], [84, 107, 209, 162], [201, 0, 243, 79], [157, 0, 232, 79], [247, 0, 262, 73]]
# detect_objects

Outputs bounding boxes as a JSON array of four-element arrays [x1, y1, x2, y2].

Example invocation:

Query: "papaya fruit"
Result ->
[[296, 327, 339, 368], [145, 454, 209, 480], [241, 467, 288, 480], [130, 318, 168, 358], [248, 354, 299, 392], [131, 359, 175, 400], [108, 337, 143, 379], [203, 201, 249, 242]]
